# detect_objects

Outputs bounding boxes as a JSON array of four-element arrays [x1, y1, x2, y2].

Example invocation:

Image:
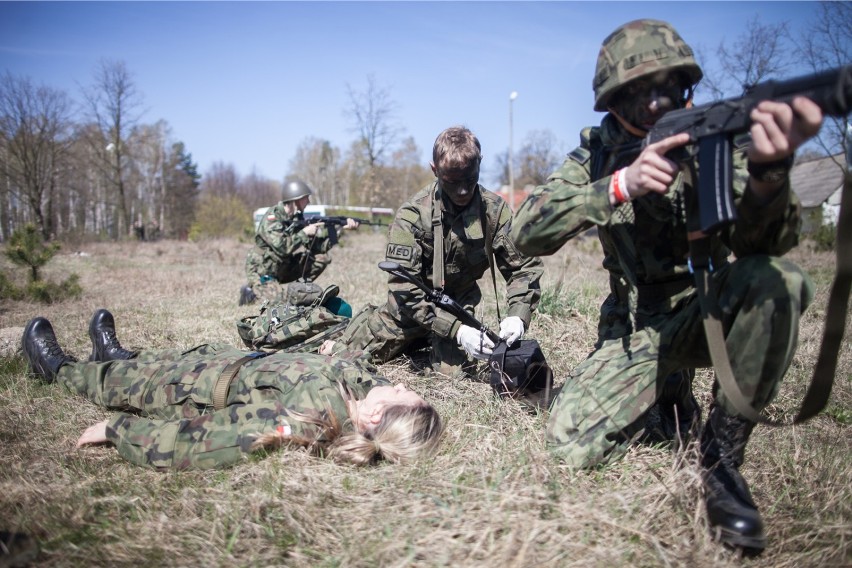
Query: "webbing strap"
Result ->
[[212, 353, 268, 410], [690, 166, 850, 425], [796, 170, 851, 422], [691, 250, 775, 424], [431, 187, 445, 291], [479, 192, 503, 322]]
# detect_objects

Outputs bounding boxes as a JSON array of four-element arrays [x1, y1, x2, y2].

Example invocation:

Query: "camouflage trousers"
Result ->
[[56, 343, 251, 420], [336, 287, 483, 375], [245, 248, 330, 289], [547, 255, 814, 469]]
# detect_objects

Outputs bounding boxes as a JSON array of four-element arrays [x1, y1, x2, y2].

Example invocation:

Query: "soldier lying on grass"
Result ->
[[21, 309, 442, 470]]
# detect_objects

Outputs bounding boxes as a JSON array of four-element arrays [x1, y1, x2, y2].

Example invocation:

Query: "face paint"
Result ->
[[437, 164, 480, 207], [610, 71, 691, 131]]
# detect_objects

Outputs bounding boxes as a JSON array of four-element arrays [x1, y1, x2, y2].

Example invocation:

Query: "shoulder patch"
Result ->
[[568, 146, 591, 165], [398, 208, 421, 225], [386, 243, 414, 262]]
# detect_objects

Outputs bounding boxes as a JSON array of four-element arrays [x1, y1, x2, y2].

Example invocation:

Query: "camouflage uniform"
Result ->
[[56, 344, 387, 470], [337, 182, 543, 374], [510, 114, 813, 468], [245, 203, 333, 290]]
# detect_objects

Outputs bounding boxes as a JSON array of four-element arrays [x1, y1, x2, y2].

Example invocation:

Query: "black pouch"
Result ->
[[489, 339, 552, 399]]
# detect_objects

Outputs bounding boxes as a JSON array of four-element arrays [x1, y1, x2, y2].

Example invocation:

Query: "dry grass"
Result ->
[[0, 232, 849, 567]]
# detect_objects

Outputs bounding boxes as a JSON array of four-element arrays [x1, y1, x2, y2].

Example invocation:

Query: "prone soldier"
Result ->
[[22, 309, 442, 469]]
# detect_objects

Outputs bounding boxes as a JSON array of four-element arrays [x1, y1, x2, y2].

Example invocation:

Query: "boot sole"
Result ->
[[713, 526, 766, 554]]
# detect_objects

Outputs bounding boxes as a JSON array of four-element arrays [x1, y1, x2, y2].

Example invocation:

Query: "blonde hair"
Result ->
[[432, 126, 481, 171], [250, 382, 443, 466]]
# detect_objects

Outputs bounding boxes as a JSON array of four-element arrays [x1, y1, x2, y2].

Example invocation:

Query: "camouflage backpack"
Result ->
[[236, 284, 351, 352]]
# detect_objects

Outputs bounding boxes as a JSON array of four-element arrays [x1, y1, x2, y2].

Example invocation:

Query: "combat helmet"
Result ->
[[593, 19, 703, 112], [281, 180, 313, 203]]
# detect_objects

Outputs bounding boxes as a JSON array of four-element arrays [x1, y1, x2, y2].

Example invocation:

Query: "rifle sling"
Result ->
[[688, 171, 850, 424]]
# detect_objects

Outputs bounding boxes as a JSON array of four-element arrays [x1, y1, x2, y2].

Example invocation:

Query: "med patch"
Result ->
[[386, 243, 414, 261]]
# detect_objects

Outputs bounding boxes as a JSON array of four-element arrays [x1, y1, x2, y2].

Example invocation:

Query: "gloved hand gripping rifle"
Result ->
[[378, 261, 551, 399]]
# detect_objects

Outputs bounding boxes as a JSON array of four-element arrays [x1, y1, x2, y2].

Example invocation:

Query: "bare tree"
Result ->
[[699, 16, 792, 101], [0, 72, 73, 240], [238, 168, 279, 212], [81, 59, 144, 239], [795, 1, 852, 159], [200, 161, 240, 198], [384, 136, 431, 209], [344, 74, 403, 168], [288, 137, 341, 204], [492, 130, 564, 190], [517, 130, 563, 188]]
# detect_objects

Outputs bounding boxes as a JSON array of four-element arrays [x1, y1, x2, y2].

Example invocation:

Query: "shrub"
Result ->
[[2, 224, 84, 303], [809, 222, 836, 251]]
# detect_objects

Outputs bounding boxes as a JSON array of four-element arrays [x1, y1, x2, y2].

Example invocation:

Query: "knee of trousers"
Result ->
[[545, 428, 625, 470], [726, 255, 814, 313], [545, 399, 625, 469]]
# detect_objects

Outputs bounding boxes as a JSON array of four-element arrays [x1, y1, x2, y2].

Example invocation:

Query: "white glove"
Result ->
[[456, 324, 495, 360], [499, 316, 525, 347]]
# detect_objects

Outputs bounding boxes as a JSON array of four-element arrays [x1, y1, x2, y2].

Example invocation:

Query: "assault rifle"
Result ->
[[297, 215, 387, 245], [640, 64, 852, 234], [378, 260, 500, 344], [637, 65, 852, 425], [378, 260, 551, 399]]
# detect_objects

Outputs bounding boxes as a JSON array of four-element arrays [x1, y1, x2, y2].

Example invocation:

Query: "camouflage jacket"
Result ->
[[103, 345, 387, 470], [384, 181, 543, 340], [254, 203, 333, 265], [510, 114, 802, 317]]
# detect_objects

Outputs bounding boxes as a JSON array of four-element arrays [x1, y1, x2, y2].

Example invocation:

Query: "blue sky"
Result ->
[[0, 1, 822, 187]]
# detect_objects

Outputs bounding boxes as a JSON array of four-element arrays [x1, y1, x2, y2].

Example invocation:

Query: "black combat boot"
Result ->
[[21, 317, 77, 383], [238, 284, 257, 306], [641, 369, 701, 448], [88, 309, 137, 362], [700, 403, 766, 554]]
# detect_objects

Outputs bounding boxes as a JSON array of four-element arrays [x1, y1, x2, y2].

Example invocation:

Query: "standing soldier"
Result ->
[[510, 20, 823, 554], [324, 126, 543, 377], [240, 180, 359, 305]]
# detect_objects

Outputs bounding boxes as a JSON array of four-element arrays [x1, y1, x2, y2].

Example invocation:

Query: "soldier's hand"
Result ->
[[76, 420, 109, 447], [621, 132, 690, 201], [302, 222, 323, 237], [456, 324, 494, 360], [748, 97, 823, 164], [344, 218, 360, 230], [748, 97, 823, 200], [498, 316, 525, 347]]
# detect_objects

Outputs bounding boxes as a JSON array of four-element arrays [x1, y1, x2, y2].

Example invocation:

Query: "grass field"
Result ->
[[0, 231, 849, 567]]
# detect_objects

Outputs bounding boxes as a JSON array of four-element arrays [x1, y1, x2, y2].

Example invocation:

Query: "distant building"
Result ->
[[790, 154, 846, 233], [494, 185, 534, 211]]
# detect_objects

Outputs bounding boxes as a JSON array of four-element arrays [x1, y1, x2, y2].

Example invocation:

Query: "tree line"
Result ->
[[1, 3, 848, 244]]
